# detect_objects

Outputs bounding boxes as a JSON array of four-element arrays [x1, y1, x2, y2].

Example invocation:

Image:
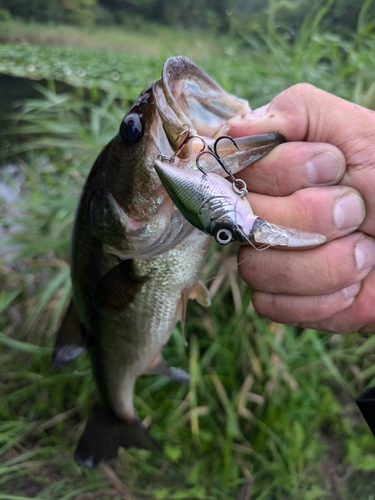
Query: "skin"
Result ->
[[226, 83, 375, 334]]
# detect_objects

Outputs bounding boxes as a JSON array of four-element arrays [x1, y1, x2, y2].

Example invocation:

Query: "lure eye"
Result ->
[[119, 113, 143, 145], [215, 228, 233, 245]]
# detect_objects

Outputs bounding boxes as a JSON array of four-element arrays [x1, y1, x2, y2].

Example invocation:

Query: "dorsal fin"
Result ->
[[52, 299, 88, 368], [94, 259, 149, 312]]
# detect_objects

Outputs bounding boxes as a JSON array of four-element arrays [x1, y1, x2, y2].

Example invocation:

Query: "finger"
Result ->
[[238, 233, 375, 295], [238, 141, 346, 196], [296, 270, 375, 333], [228, 83, 375, 162], [247, 186, 365, 241], [228, 84, 375, 236], [251, 282, 361, 325]]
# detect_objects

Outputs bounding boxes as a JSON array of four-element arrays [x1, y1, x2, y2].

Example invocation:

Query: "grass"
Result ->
[[1, 16, 375, 108], [0, 19, 230, 62], [2, 8, 375, 499]]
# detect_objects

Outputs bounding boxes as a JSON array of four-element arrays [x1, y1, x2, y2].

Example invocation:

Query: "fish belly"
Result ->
[[92, 228, 211, 420]]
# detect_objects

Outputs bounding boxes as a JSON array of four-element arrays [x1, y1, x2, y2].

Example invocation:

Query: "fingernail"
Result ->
[[247, 104, 270, 120], [355, 238, 375, 272], [305, 152, 342, 185], [334, 193, 365, 230], [342, 282, 361, 300]]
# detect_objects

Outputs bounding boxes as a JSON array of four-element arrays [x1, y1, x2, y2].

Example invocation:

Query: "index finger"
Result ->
[[228, 84, 375, 236], [228, 83, 375, 164]]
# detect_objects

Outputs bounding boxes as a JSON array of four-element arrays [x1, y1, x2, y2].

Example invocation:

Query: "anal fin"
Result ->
[[146, 354, 190, 385], [52, 299, 88, 368], [74, 404, 160, 468]]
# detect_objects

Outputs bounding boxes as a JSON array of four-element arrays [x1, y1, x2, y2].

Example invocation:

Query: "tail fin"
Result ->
[[74, 405, 160, 468]]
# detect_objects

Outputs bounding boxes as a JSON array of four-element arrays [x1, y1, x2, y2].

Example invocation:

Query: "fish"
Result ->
[[154, 163, 327, 249], [51, 56, 285, 468]]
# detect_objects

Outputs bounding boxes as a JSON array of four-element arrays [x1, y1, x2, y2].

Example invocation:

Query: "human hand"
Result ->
[[227, 84, 375, 333]]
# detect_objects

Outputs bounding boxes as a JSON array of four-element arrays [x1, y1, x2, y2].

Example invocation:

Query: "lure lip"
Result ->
[[248, 217, 327, 249]]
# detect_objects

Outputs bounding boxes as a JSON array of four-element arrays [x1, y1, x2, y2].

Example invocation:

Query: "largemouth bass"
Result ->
[[52, 56, 283, 467]]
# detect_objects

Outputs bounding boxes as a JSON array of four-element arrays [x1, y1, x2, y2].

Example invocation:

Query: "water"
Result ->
[[0, 75, 49, 254]]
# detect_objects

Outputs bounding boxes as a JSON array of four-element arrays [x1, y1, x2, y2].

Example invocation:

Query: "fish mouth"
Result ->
[[153, 56, 251, 160], [152, 57, 285, 177]]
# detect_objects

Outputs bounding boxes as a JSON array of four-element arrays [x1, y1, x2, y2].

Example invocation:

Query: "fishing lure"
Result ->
[[155, 135, 327, 249]]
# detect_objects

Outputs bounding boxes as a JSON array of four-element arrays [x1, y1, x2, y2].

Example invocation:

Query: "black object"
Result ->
[[356, 386, 375, 437]]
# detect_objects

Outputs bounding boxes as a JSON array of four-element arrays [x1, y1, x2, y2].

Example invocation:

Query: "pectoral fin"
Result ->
[[52, 299, 88, 368], [94, 259, 149, 312], [188, 280, 211, 307], [146, 354, 190, 385]]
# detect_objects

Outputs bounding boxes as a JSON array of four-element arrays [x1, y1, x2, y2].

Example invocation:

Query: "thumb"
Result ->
[[228, 83, 375, 167]]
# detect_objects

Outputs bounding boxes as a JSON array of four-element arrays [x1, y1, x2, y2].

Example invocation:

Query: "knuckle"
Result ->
[[320, 255, 340, 290], [289, 189, 312, 227], [288, 83, 319, 98], [251, 292, 269, 315]]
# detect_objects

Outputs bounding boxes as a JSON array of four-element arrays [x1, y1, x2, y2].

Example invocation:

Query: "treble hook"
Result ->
[[212, 136, 238, 180], [196, 135, 237, 177], [196, 135, 249, 198], [196, 148, 217, 175], [213, 135, 239, 159]]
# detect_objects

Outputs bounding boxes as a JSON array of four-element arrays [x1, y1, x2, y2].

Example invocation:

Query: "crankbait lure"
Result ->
[[155, 136, 326, 249]]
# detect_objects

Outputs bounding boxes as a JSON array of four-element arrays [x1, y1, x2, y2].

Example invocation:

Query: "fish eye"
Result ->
[[119, 113, 143, 145], [215, 228, 233, 245]]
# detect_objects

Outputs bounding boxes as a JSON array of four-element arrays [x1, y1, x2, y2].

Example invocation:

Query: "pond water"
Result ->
[[0, 74, 74, 247]]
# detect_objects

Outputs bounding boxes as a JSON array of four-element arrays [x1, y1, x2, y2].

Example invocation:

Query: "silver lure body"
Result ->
[[154, 163, 327, 249]]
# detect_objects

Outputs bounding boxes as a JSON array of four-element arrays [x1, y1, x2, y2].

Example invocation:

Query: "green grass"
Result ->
[[2, 9, 375, 499], [1, 18, 375, 108], [0, 19, 230, 61]]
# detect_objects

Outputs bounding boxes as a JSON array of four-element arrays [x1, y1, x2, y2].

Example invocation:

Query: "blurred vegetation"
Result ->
[[1, 0, 375, 35], [1, 0, 375, 498]]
